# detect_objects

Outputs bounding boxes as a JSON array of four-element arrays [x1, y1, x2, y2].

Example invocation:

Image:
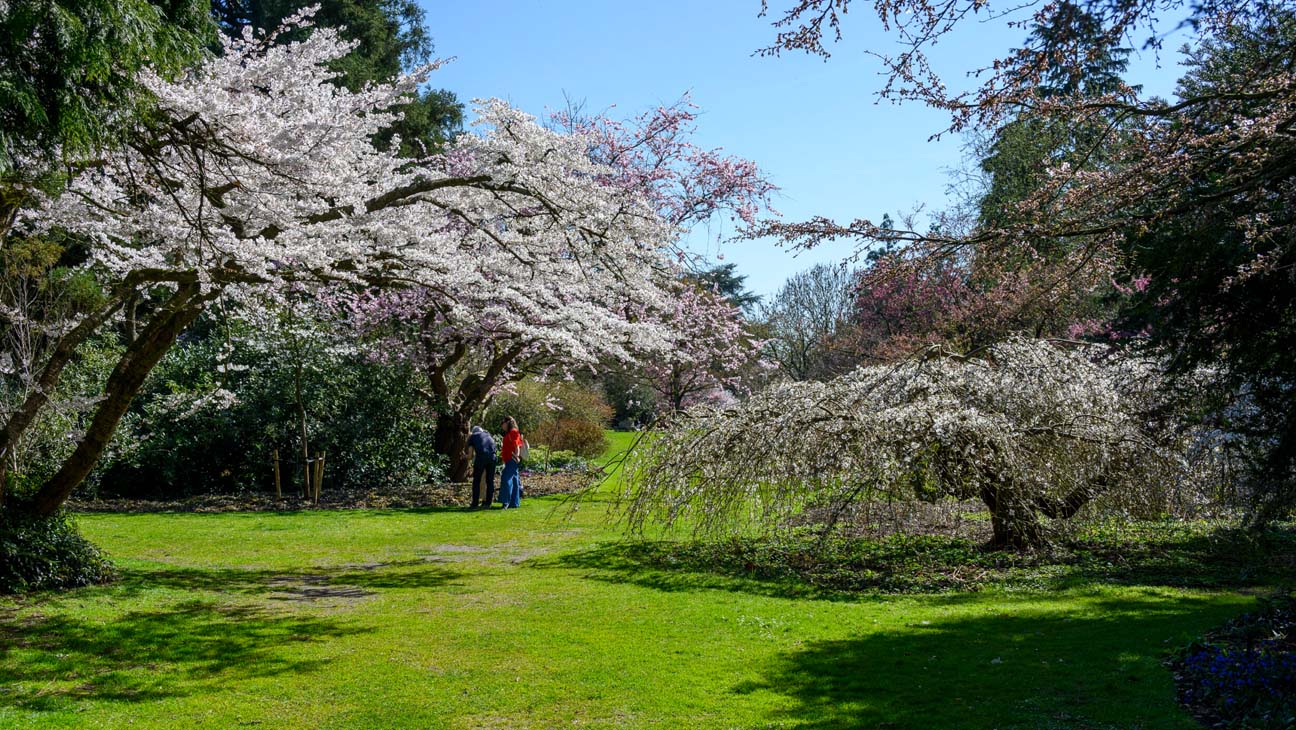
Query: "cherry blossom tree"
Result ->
[[334, 98, 776, 480], [334, 276, 656, 482], [0, 12, 696, 515], [640, 283, 768, 415], [622, 337, 1193, 548]]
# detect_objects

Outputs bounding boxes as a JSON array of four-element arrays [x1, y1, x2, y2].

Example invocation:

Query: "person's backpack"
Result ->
[[519, 436, 530, 461]]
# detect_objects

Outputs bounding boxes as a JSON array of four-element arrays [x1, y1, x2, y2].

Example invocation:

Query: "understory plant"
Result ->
[[1174, 592, 1296, 729], [0, 511, 115, 593]]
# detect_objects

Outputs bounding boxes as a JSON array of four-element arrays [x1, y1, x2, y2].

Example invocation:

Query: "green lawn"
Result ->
[[0, 434, 1260, 728]]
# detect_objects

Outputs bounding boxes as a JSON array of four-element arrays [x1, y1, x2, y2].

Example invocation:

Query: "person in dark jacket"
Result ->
[[466, 425, 496, 509]]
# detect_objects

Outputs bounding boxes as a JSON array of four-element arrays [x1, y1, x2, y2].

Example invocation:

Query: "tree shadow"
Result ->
[[0, 599, 366, 711], [742, 592, 1249, 729], [113, 559, 466, 598], [534, 541, 865, 602], [0, 559, 468, 711], [539, 526, 1296, 602]]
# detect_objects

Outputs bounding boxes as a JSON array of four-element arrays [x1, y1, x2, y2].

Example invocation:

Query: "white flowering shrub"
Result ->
[[621, 337, 1193, 548]]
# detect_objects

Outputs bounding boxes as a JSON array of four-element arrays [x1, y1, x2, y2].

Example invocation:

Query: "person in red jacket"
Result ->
[[498, 417, 524, 509]]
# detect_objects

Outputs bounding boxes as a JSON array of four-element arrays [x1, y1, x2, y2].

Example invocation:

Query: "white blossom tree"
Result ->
[[1, 12, 693, 515], [748, 1, 1296, 518], [621, 337, 1190, 548], [330, 98, 776, 480]]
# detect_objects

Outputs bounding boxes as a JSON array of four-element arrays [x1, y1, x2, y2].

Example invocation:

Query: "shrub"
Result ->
[[91, 315, 444, 498], [0, 511, 116, 594], [531, 418, 609, 459], [485, 378, 612, 457]]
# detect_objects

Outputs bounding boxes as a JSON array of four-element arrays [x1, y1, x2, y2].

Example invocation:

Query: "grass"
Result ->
[[0, 432, 1278, 728]]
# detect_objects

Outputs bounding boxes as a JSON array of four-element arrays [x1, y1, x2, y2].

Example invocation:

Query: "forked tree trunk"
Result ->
[[980, 483, 1046, 550], [25, 284, 210, 517], [0, 297, 126, 509], [423, 341, 527, 483]]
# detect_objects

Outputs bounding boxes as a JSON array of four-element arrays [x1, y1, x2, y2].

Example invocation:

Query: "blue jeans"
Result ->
[[499, 459, 521, 508]]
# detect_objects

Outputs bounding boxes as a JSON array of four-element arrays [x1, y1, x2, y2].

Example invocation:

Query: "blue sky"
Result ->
[[418, 1, 1191, 297]]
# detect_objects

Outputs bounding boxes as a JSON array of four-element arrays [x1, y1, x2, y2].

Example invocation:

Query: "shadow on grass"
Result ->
[[0, 599, 366, 712], [113, 559, 466, 598], [534, 541, 863, 602], [744, 592, 1248, 730], [541, 525, 1296, 601], [0, 559, 467, 711]]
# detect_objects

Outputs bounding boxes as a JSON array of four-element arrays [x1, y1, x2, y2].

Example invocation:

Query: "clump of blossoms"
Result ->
[[621, 337, 1195, 548]]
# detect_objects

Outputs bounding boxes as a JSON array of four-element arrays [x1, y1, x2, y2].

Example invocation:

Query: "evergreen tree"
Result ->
[[0, 0, 212, 233], [211, 0, 463, 155], [977, 1, 1134, 231], [1117, 9, 1296, 522], [688, 262, 761, 312]]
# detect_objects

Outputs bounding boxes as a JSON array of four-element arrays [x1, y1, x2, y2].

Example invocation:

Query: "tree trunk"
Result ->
[[434, 411, 472, 482], [423, 341, 527, 483], [980, 484, 1045, 550], [0, 297, 126, 508], [25, 284, 209, 517]]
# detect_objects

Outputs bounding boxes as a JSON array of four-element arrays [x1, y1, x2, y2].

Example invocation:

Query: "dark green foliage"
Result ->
[[1118, 10, 1296, 523], [212, 0, 429, 80], [374, 87, 464, 158], [977, 2, 1133, 231], [688, 262, 761, 312], [0, 511, 115, 593], [0, 0, 212, 183], [93, 317, 443, 498], [601, 370, 658, 430], [211, 0, 463, 156]]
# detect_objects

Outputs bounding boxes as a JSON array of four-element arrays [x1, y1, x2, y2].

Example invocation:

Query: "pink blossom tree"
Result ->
[[640, 284, 768, 415]]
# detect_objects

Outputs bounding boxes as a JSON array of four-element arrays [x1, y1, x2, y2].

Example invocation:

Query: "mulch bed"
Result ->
[[69, 471, 596, 514]]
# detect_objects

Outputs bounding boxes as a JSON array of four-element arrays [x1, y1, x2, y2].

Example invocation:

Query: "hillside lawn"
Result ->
[[0, 431, 1267, 728]]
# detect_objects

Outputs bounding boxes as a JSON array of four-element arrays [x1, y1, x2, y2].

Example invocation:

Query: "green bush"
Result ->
[[92, 314, 444, 498], [2, 334, 122, 499], [0, 511, 116, 594], [531, 418, 608, 459], [485, 379, 611, 458], [601, 370, 658, 429]]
